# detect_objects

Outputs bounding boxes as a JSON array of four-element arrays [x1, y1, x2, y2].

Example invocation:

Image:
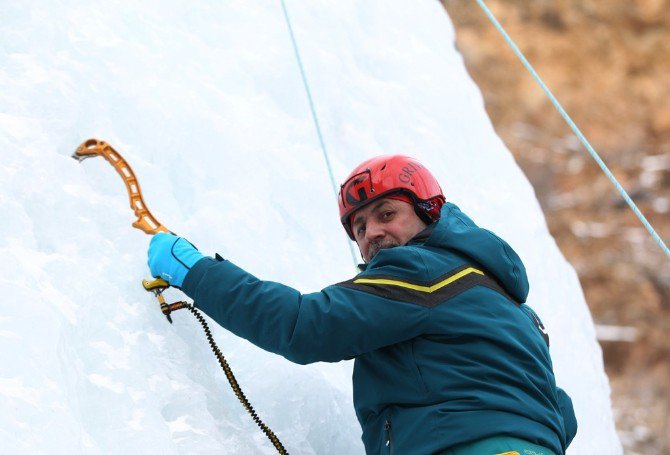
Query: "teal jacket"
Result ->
[[182, 203, 577, 454]]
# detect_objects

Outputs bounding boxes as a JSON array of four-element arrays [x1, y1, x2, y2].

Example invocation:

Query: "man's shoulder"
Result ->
[[358, 242, 470, 284], [333, 245, 495, 309]]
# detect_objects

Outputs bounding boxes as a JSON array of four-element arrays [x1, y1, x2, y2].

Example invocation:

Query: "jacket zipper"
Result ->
[[384, 419, 393, 454]]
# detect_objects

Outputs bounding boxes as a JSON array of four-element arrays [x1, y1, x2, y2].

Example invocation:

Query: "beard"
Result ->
[[367, 239, 401, 262]]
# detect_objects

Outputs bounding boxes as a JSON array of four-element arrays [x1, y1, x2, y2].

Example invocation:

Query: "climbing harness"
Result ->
[[475, 0, 670, 260], [73, 138, 288, 454]]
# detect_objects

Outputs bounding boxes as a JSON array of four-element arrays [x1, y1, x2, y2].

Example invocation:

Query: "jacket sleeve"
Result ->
[[556, 386, 578, 448], [181, 257, 429, 364]]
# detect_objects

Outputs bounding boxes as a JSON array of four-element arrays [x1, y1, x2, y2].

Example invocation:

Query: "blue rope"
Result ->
[[279, 0, 360, 266], [475, 0, 670, 260]]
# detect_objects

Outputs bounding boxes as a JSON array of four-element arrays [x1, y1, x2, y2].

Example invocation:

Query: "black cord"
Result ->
[[182, 304, 289, 454]]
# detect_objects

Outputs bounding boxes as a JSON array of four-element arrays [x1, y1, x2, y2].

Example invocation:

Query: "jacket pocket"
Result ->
[[410, 339, 430, 395]]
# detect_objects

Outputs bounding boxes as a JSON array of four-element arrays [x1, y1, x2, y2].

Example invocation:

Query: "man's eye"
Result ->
[[382, 211, 394, 219], [356, 226, 366, 236]]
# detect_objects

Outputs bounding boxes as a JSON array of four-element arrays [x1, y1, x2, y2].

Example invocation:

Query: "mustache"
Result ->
[[367, 239, 400, 261]]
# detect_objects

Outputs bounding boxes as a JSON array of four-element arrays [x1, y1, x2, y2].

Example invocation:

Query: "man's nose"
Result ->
[[364, 220, 385, 242]]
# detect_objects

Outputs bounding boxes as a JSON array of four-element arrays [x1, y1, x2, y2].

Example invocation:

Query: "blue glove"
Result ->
[[148, 232, 205, 288]]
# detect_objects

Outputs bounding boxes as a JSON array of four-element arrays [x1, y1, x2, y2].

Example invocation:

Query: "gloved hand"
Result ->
[[148, 232, 205, 288]]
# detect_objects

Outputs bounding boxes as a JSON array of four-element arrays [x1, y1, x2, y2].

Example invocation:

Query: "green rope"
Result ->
[[279, 0, 360, 266], [475, 0, 670, 260]]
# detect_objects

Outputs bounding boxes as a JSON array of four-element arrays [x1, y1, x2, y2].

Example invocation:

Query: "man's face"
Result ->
[[351, 198, 427, 263]]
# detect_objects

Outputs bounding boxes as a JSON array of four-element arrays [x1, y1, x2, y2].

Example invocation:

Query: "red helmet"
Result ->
[[338, 155, 446, 239]]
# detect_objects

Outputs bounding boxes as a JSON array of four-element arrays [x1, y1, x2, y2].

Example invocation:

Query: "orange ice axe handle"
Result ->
[[73, 138, 170, 235]]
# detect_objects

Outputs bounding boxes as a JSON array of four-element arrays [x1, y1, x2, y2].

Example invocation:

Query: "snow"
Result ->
[[0, 0, 620, 453]]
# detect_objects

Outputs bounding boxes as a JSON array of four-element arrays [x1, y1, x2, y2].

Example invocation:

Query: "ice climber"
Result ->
[[147, 155, 577, 454]]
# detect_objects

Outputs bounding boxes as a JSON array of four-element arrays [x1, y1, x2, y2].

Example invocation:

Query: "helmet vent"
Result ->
[[380, 163, 387, 171]]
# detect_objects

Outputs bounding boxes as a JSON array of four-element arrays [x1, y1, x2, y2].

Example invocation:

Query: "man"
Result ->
[[148, 155, 577, 454]]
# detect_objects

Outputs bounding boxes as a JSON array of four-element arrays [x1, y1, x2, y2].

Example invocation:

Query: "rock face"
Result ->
[[441, 0, 670, 452]]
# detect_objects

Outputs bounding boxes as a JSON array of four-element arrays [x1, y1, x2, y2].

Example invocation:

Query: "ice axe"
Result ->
[[72, 138, 185, 322]]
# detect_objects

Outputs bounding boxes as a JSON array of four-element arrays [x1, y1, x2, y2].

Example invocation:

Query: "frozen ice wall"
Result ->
[[0, 0, 620, 453]]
